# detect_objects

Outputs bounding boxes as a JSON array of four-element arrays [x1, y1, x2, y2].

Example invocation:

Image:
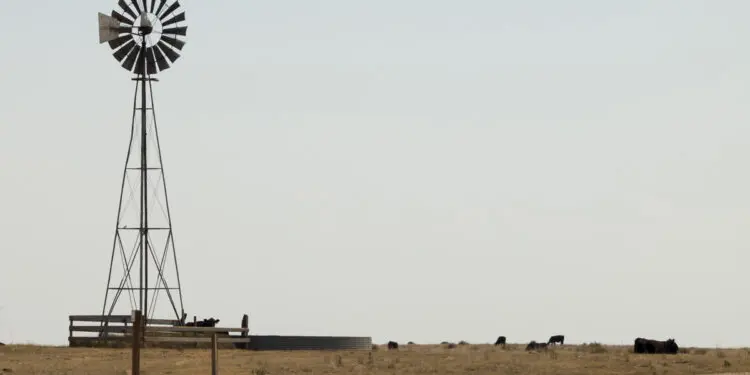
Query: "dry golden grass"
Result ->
[[2, 342, 750, 374]]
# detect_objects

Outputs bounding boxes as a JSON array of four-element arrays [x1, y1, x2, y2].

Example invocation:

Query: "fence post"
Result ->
[[241, 314, 249, 350], [68, 317, 73, 345], [211, 333, 219, 375], [132, 310, 142, 375]]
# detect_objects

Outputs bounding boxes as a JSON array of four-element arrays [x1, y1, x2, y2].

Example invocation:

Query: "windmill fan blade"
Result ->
[[131, 0, 142, 15], [133, 46, 145, 74], [133, 56, 143, 74], [146, 47, 158, 75], [160, 35, 185, 50], [113, 40, 136, 62], [162, 26, 187, 36], [108, 35, 132, 50], [157, 41, 180, 63], [154, 0, 167, 17], [161, 12, 185, 27], [111, 10, 134, 25], [151, 0, 157, 14], [122, 45, 141, 71], [159, 1, 181, 21], [118, 0, 138, 20], [152, 43, 171, 71]]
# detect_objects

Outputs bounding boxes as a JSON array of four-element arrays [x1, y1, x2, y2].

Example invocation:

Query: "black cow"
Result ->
[[387, 341, 399, 350], [633, 337, 648, 353], [494, 336, 507, 346], [525, 341, 548, 351], [633, 338, 678, 354], [202, 318, 220, 327], [548, 335, 564, 345], [186, 317, 220, 327]]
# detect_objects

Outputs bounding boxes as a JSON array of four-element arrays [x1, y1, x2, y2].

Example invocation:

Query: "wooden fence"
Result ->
[[71, 311, 247, 374], [68, 313, 251, 348]]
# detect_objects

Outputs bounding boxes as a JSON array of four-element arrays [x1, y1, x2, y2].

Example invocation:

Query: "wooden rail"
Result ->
[[69, 314, 179, 325], [69, 335, 251, 345], [70, 325, 248, 334]]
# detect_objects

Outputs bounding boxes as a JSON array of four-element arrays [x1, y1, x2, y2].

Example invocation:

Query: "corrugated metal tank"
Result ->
[[246, 335, 372, 351]]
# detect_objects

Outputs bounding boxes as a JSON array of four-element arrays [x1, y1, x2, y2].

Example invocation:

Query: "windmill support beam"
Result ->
[[99, 68, 184, 325], [139, 34, 150, 326]]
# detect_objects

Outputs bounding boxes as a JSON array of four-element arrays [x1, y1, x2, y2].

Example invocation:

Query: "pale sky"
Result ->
[[1, 0, 750, 347]]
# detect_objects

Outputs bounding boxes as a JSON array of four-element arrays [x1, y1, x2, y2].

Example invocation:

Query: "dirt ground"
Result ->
[[1, 342, 749, 374]]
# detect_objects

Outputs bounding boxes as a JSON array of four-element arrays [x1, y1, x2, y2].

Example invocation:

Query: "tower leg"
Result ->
[[140, 36, 149, 324]]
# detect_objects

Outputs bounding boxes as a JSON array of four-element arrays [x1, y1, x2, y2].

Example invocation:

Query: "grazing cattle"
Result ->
[[387, 341, 399, 350], [657, 338, 679, 354], [633, 337, 649, 353], [548, 335, 564, 345], [494, 336, 507, 346], [633, 338, 679, 354], [186, 317, 220, 327], [201, 318, 220, 327], [526, 341, 548, 351], [447, 343, 457, 349]]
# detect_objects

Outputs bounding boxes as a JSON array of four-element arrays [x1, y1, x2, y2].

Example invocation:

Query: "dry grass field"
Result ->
[[2, 342, 750, 375]]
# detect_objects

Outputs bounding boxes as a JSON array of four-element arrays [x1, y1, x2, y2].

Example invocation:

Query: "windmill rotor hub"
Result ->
[[135, 12, 157, 37], [138, 16, 154, 36]]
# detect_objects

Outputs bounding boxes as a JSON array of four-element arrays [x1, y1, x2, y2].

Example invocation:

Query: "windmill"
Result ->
[[96, 0, 188, 327]]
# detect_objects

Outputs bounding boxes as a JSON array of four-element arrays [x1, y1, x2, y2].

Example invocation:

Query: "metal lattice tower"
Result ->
[[96, 0, 188, 325]]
